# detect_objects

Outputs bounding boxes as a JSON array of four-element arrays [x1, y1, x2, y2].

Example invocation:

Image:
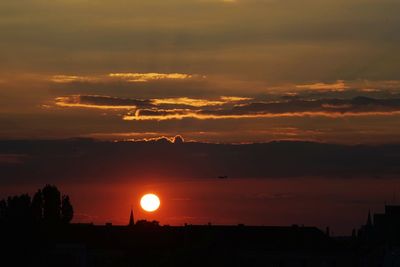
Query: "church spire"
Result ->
[[129, 207, 134, 226]]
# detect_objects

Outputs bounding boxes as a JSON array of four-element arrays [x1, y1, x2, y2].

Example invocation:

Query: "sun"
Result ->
[[140, 193, 160, 212]]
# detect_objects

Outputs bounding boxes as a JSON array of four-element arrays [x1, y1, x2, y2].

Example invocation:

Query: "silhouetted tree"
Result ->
[[61, 195, 73, 223], [0, 185, 73, 226], [135, 220, 160, 228], [6, 194, 31, 224], [42, 185, 61, 224], [31, 189, 43, 223]]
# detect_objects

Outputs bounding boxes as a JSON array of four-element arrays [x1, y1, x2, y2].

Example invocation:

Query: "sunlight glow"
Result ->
[[140, 194, 160, 212]]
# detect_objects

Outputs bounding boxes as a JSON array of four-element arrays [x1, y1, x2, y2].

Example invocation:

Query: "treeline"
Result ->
[[0, 185, 73, 225]]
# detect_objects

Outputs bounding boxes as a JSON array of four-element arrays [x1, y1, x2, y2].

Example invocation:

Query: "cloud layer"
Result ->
[[55, 94, 400, 121], [51, 73, 200, 84], [1, 0, 400, 143]]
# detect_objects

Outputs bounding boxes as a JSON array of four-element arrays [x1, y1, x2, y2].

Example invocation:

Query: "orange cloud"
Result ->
[[152, 97, 224, 107], [55, 95, 142, 110], [144, 135, 184, 143], [296, 80, 348, 91], [51, 75, 98, 83], [54, 95, 251, 110], [48, 72, 200, 84], [151, 96, 251, 107], [220, 96, 252, 102], [124, 110, 400, 121], [108, 72, 196, 82], [53, 95, 400, 122]]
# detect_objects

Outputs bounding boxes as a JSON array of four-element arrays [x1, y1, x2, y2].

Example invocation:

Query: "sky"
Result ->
[[1, 0, 400, 235], [1, 0, 400, 143], [1, 139, 400, 235]]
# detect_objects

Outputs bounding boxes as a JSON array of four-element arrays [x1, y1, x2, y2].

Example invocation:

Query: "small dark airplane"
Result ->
[[218, 175, 228, 179]]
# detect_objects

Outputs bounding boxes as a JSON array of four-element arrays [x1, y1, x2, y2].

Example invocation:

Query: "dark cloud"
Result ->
[[55, 95, 400, 121], [55, 94, 248, 111], [79, 95, 151, 107], [56, 95, 152, 109], [0, 139, 400, 186], [203, 96, 400, 116], [0, 154, 27, 165]]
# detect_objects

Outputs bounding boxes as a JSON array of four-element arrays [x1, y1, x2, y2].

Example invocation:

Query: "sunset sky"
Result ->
[[1, 0, 400, 143], [1, 0, 400, 235]]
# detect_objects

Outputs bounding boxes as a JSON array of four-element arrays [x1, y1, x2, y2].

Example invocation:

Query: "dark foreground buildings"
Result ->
[[2, 206, 400, 267], [357, 205, 400, 266], [0, 223, 347, 267]]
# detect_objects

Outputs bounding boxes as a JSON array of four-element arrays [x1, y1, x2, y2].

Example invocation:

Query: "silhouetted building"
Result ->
[[1, 223, 351, 267], [6, 203, 400, 266], [367, 210, 372, 227], [373, 205, 400, 242], [357, 205, 400, 266]]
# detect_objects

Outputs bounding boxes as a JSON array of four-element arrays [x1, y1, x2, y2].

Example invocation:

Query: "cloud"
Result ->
[[44, 73, 400, 101], [152, 96, 250, 107], [54, 95, 250, 110], [125, 96, 400, 121], [124, 110, 400, 121], [54, 95, 400, 121], [296, 80, 348, 91], [48, 72, 201, 84], [0, 154, 27, 164], [2, 0, 400, 85], [219, 96, 400, 116], [108, 73, 198, 82], [79, 129, 322, 144], [55, 95, 151, 110], [139, 135, 184, 144], [2, 139, 400, 186], [51, 75, 99, 83], [220, 96, 252, 102], [98, 134, 184, 144], [152, 97, 225, 107]]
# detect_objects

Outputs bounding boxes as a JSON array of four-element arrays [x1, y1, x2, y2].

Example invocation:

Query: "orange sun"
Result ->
[[140, 193, 160, 212]]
